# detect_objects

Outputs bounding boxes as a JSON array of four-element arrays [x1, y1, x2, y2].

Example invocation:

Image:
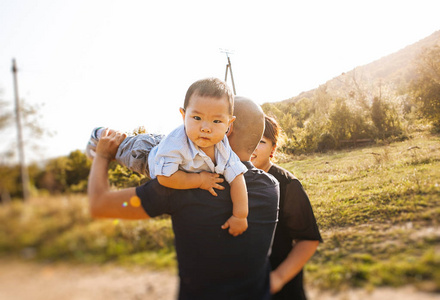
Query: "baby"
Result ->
[[87, 78, 248, 236]]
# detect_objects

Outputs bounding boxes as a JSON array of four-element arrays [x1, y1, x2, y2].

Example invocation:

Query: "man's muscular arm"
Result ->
[[88, 130, 149, 220]]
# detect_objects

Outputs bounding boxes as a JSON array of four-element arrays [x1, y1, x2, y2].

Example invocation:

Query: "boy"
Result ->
[[87, 78, 248, 236]]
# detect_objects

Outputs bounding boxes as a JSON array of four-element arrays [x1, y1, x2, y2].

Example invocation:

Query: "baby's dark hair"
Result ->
[[183, 78, 234, 115]]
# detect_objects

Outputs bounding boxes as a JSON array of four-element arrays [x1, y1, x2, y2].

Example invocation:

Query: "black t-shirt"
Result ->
[[136, 161, 280, 300], [268, 164, 322, 300]]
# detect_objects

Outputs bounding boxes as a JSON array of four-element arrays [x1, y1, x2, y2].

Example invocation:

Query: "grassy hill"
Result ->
[[0, 130, 438, 292], [286, 130, 440, 291]]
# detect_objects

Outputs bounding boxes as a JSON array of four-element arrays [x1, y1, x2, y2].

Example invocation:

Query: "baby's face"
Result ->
[[180, 94, 234, 151]]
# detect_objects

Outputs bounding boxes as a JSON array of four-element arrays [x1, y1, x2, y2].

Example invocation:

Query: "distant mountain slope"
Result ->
[[281, 30, 440, 104]]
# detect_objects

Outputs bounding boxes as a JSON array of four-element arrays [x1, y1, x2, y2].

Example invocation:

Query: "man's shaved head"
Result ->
[[228, 96, 265, 161]]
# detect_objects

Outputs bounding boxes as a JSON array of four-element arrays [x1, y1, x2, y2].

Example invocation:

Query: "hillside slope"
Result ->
[[281, 30, 440, 104]]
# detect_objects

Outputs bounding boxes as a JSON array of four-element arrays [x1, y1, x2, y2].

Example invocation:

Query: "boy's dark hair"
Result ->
[[184, 78, 234, 115]]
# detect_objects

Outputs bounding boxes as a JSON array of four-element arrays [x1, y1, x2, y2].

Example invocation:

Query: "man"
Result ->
[[88, 97, 279, 300]]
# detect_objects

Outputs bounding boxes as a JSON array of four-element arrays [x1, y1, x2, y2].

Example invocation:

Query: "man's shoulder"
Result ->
[[243, 162, 279, 189]]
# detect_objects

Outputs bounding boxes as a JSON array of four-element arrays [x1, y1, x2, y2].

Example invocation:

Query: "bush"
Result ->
[[0, 195, 175, 268], [317, 132, 337, 152]]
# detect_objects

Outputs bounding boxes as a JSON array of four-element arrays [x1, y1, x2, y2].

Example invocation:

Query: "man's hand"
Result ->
[[221, 215, 248, 237], [198, 171, 225, 196], [96, 129, 127, 161]]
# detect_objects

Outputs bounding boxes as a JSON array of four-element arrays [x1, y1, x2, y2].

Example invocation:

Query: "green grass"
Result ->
[[0, 131, 438, 291], [277, 132, 440, 291]]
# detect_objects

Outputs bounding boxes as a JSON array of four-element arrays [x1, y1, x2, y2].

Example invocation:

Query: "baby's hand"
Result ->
[[221, 215, 248, 237], [198, 171, 225, 196]]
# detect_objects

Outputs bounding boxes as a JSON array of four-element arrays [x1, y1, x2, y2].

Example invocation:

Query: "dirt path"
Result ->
[[0, 259, 438, 300], [0, 259, 178, 300]]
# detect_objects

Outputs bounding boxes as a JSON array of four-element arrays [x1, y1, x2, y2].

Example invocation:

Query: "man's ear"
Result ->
[[179, 107, 186, 122], [226, 120, 235, 137]]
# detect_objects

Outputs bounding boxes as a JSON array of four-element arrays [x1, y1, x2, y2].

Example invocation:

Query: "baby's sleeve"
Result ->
[[223, 150, 248, 184], [148, 136, 184, 180]]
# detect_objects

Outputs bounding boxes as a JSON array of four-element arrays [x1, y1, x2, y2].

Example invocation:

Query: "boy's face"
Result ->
[[180, 94, 235, 151]]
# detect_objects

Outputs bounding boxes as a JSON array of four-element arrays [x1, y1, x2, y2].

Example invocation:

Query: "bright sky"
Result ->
[[0, 0, 439, 164]]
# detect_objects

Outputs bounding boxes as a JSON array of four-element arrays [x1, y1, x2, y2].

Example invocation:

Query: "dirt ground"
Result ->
[[0, 259, 438, 300]]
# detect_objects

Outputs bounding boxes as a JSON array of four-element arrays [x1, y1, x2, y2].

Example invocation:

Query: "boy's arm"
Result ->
[[157, 170, 225, 196], [88, 130, 150, 220], [229, 173, 248, 219], [220, 173, 248, 236]]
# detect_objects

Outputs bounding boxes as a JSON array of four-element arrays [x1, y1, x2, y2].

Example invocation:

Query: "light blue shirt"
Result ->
[[149, 125, 247, 184]]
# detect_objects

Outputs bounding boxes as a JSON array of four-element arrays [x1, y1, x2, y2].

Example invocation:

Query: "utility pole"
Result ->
[[12, 58, 30, 201], [220, 49, 236, 95]]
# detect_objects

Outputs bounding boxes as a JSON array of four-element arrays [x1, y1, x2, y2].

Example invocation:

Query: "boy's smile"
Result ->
[[180, 94, 235, 154]]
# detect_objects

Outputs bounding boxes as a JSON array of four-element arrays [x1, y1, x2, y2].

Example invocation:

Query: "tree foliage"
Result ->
[[0, 97, 49, 158], [411, 44, 440, 130], [328, 98, 353, 143], [34, 151, 93, 194], [108, 163, 145, 188], [0, 147, 149, 200], [262, 77, 408, 154], [371, 97, 403, 138], [0, 99, 12, 129]]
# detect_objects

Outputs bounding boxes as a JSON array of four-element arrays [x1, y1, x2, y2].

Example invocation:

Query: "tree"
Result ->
[[0, 99, 12, 129], [411, 44, 440, 130], [0, 164, 20, 202], [314, 84, 331, 114], [294, 98, 313, 127], [36, 156, 69, 194], [371, 97, 403, 138], [35, 150, 93, 194], [261, 103, 283, 121], [0, 88, 50, 199], [328, 98, 353, 144], [66, 150, 92, 193], [0, 89, 48, 158], [371, 97, 387, 133], [108, 163, 145, 188], [280, 113, 297, 138]]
